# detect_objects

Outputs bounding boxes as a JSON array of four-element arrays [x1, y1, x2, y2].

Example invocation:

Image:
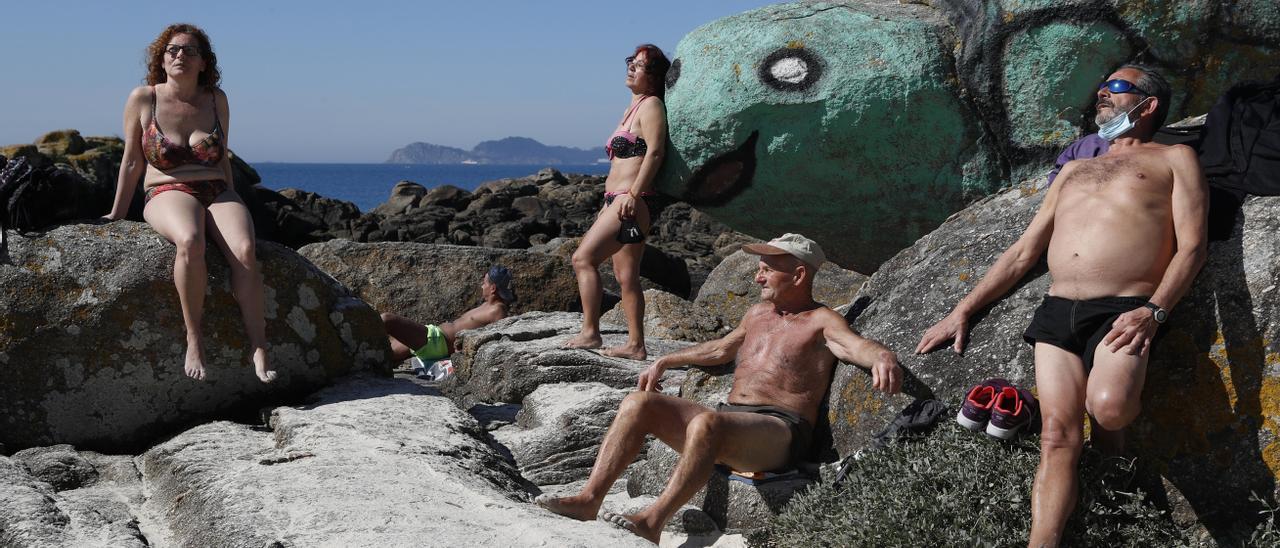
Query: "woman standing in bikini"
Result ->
[[563, 44, 671, 360], [103, 23, 275, 383]]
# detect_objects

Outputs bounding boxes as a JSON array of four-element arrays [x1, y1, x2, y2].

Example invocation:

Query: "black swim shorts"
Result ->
[[716, 402, 813, 470], [1022, 295, 1156, 373]]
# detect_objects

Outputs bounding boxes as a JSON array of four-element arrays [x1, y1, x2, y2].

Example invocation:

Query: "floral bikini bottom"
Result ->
[[145, 179, 229, 208]]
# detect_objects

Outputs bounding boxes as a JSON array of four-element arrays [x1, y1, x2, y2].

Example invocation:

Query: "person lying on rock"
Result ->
[[101, 23, 276, 383], [381, 265, 515, 364], [538, 233, 902, 544], [916, 64, 1208, 548]]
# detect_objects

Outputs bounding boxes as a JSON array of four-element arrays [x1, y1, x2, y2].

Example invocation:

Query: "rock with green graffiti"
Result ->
[[658, 0, 1280, 272]]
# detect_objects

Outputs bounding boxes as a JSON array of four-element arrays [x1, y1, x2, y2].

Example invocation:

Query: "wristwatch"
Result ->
[[1143, 302, 1168, 324]]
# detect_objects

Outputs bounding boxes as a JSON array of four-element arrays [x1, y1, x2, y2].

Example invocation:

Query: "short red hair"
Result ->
[[632, 44, 671, 99]]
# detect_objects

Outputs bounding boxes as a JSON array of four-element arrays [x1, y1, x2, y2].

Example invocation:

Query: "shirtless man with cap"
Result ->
[[538, 234, 902, 543]]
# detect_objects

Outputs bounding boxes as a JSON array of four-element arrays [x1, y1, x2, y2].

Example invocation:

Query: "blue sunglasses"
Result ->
[[1099, 79, 1150, 96]]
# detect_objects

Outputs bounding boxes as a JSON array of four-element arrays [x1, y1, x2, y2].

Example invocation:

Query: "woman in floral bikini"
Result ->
[[103, 23, 275, 383]]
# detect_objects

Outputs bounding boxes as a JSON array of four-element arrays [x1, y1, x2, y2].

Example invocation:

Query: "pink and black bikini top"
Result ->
[[605, 96, 651, 160], [143, 87, 225, 171]]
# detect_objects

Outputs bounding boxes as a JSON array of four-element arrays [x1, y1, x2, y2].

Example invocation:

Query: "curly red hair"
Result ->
[[145, 23, 220, 89]]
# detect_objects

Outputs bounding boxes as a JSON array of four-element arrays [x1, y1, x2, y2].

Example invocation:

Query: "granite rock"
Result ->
[[0, 222, 388, 452]]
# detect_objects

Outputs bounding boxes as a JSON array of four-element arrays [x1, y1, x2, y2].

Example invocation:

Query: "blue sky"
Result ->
[[0, 1, 772, 163]]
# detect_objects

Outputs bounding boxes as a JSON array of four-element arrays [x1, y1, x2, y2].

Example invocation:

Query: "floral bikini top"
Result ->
[[143, 87, 224, 171], [605, 96, 651, 160]]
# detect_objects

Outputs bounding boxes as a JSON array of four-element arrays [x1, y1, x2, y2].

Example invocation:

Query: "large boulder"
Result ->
[[0, 222, 388, 452], [137, 375, 648, 547], [658, 1, 999, 272], [492, 382, 630, 486], [442, 312, 693, 408], [658, 0, 1280, 272], [0, 455, 147, 547], [694, 250, 867, 328], [602, 289, 729, 343], [297, 240, 578, 324], [836, 179, 1280, 533]]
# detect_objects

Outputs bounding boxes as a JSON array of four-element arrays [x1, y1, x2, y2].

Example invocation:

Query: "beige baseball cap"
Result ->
[[742, 233, 826, 269]]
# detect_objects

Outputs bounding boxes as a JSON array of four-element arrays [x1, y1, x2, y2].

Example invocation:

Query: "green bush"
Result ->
[[755, 424, 1194, 547]]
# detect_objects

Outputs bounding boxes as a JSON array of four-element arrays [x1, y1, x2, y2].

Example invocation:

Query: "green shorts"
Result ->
[[412, 324, 451, 361]]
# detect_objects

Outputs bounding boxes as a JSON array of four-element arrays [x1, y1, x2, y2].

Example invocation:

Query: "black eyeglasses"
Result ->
[[165, 44, 202, 57], [1099, 79, 1149, 96]]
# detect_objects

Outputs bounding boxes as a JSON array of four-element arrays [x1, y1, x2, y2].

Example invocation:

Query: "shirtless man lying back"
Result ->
[[382, 265, 516, 363], [917, 64, 1208, 547]]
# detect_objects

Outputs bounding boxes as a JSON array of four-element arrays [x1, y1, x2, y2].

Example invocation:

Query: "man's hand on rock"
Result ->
[[870, 352, 903, 394], [636, 360, 667, 392], [916, 311, 969, 355], [1103, 307, 1157, 356]]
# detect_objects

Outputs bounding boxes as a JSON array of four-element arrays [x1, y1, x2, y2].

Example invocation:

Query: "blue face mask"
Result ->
[[1097, 96, 1152, 141]]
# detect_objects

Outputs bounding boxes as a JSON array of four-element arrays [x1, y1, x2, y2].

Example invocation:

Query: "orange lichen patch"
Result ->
[[1003, 12, 1015, 24], [1258, 377, 1280, 475], [835, 376, 886, 428], [958, 273, 970, 282], [1135, 332, 1238, 461], [732, 63, 741, 79], [786, 40, 805, 49]]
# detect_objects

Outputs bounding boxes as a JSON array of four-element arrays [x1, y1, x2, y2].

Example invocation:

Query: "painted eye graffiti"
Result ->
[[666, 58, 682, 90], [758, 47, 823, 92]]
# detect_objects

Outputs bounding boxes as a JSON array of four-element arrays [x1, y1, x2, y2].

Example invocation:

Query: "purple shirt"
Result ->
[[1047, 133, 1109, 186]]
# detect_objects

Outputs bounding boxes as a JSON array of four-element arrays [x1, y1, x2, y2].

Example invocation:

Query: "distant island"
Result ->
[[386, 137, 606, 165]]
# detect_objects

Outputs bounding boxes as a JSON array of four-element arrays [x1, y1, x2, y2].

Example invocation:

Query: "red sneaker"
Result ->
[[956, 378, 1012, 431]]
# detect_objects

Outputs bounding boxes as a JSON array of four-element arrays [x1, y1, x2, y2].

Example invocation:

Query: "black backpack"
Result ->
[[0, 156, 106, 257]]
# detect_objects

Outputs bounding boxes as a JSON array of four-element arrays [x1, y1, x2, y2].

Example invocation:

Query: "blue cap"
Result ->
[[488, 265, 516, 303]]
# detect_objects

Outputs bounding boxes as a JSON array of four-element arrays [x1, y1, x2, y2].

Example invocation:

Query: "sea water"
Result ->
[[254, 163, 609, 212]]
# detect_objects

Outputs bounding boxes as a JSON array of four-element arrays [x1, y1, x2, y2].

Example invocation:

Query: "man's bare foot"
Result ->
[[534, 494, 599, 521], [601, 343, 647, 361], [252, 346, 276, 383], [602, 511, 661, 544], [562, 331, 603, 349], [184, 342, 206, 381]]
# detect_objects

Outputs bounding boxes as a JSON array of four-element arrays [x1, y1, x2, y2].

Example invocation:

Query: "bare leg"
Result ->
[[206, 192, 274, 382], [540, 392, 709, 520], [601, 199, 651, 360], [622, 410, 791, 543], [1084, 343, 1148, 456], [1029, 343, 1088, 548], [381, 312, 427, 363], [564, 202, 625, 349], [143, 191, 209, 381]]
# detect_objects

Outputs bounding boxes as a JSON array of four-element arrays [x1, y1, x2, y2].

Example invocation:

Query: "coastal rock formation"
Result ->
[[601, 289, 729, 343], [694, 250, 867, 328], [833, 179, 1280, 534], [137, 375, 648, 547], [659, 0, 1280, 271], [492, 382, 629, 486], [0, 455, 147, 548], [0, 222, 387, 452], [297, 240, 579, 324], [442, 312, 692, 408]]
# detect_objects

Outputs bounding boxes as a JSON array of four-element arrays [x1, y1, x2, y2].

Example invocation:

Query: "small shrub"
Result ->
[[755, 424, 1193, 547]]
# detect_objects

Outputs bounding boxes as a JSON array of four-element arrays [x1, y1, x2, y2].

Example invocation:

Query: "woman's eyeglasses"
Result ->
[[165, 44, 202, 58], [625, 56, 648, 72], [1099, 79, 1149, 96]]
